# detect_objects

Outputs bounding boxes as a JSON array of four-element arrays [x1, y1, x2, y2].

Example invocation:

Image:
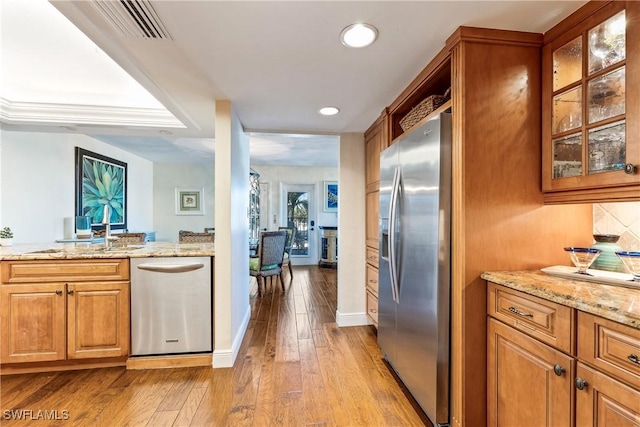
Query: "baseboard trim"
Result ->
[[212, 303, 251, 368], [335, 310, 370, 327], [126, 353, 211, 370]]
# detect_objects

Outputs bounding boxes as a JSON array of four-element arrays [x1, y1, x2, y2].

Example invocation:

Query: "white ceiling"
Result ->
[[1, 0, 587, 166]]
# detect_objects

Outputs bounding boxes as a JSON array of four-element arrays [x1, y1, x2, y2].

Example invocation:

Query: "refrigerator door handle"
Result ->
[[393, 170, 403, 304], [388, 166, 400, 303]]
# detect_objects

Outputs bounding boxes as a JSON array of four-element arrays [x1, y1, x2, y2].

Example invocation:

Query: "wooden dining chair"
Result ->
[[249, 231, 287, 296], [278, 226, 295, 279]]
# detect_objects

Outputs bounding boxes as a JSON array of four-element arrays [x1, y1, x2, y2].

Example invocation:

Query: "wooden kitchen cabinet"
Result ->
[[487, 282, 575, 427], [365, 191, 379, 250], [67, 281, 129, 359], [488, 318, 574, 427], [365, 115, 384, 192], [575, 310, 640, 427], [0, 283, 66, 363], [0, 259, 130, 368], [577, 311, 640, 390], [542, 1, 640, 203], [364, 111, 388, 327], [364, 110, 386, 249], [488, 282, 640, 427], [575, 362, 640, 427]]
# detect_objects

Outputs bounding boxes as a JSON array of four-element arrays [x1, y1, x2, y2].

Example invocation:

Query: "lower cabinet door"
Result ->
[[67, 281, 130, 359], [488, 318, 574, 427], [0, 284, 66, 363], [575, 362, 640, 427]]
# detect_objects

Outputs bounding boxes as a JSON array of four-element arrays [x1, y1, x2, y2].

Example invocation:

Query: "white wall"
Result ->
[[0, 129, 153, 243], [213, 100, 250, 367], [336, 133, 367, 326], [153, 163, 215, 241], [0, 136, 3, 229]]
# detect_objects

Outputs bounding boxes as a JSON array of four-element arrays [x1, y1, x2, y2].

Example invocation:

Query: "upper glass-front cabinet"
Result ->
[[543, 2, 639, 202]]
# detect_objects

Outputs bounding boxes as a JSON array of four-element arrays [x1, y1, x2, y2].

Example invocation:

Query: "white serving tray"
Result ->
[[541, 265, 640, 290]]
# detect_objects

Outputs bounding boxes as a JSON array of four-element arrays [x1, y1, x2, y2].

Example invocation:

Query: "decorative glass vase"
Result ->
[[590, 234, 625, 272]]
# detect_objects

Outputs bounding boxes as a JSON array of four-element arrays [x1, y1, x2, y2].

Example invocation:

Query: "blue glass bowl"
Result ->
[[564, 247, 601, 275], [615, 251, 640, 282]]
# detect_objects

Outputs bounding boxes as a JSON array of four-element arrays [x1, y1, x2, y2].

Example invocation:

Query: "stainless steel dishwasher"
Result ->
[[130, 257, 212, 356]]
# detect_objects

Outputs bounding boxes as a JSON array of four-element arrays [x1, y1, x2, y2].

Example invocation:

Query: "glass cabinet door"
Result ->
[[249, 170, 261, 244], [549, 9, 628, 181]]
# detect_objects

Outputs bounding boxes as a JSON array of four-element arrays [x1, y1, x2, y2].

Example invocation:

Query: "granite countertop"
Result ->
[[481, 270, 640, 330], [0, 241, 215, 260]]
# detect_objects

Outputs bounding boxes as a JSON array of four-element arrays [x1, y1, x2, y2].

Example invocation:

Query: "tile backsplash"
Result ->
[[593, 202, 640, 250]]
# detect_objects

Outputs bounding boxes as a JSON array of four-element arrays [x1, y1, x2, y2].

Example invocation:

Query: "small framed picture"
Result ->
[[323, 181, 338, 212], [175, 187, 204, 215]]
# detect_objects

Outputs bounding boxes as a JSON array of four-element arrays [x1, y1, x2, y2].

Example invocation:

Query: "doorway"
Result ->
[[281, 184, 317, 265]]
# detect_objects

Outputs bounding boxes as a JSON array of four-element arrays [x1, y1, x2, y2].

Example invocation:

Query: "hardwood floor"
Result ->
[[0, 266, 430, 426]]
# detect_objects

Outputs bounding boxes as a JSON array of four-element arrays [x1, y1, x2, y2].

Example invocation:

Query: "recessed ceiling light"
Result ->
[[159, 130, 173, 135], [340, 23, 378, 48], [319, 106, 340, 116]]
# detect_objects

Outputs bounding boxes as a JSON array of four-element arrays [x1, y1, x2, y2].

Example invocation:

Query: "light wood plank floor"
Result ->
[[0, 266, 430, 426]]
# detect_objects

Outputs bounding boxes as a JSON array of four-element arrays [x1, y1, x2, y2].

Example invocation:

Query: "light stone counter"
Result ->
[[0, 241, 214, 260], [481, 270, 640, 330]]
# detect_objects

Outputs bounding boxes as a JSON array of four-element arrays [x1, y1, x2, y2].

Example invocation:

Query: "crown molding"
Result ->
[[0, 98, 185, 129]]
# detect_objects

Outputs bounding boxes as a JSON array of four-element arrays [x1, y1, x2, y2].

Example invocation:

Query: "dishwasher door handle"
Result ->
[[136, 263, 205, 273]]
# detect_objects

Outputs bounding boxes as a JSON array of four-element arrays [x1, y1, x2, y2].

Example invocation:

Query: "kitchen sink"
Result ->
[[99, 245, 145, 252], [27, 248, 65, 254], [26, 245, 144, 255]]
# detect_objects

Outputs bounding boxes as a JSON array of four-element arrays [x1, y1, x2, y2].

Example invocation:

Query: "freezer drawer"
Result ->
[[130, 257, 212, 356]]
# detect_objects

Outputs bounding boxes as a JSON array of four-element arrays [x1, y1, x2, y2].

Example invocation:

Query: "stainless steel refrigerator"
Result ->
[[379, 112, 452, 426]]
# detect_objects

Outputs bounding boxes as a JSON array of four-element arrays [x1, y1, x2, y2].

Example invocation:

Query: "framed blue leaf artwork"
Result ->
[[75, 147, 127, 230], [323, 181, 338, 212]]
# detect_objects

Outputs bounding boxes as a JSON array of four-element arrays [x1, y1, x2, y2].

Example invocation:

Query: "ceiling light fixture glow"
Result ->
[[319, 106, 340, 116], [340, 23, 378, 48]]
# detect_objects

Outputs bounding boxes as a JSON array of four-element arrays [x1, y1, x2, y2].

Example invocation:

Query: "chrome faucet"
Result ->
[[101, 204, 117, 248]]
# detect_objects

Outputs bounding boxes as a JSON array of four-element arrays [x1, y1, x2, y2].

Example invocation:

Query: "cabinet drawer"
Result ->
[[367, 290, 378, 326], [366, 247, 379, 268], [366, 264, 378, 295], [578, 312, 640, 389], [488, 283, 575, 354], [1, 259, 130, 284]]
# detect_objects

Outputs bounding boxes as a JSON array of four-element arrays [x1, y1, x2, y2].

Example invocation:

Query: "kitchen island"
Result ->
[[0, 242, 215, 374]]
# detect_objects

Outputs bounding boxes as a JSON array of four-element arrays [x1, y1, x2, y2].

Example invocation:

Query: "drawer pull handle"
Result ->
[[508, 306, 534, 318], [55, 289, 63, 296], [628, 354, 640, 365], [553, 364, 566, 376], [575, 378, 588, 390], [67, 289, 74, 295]]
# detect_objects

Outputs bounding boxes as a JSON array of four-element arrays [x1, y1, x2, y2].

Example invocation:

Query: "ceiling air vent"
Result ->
[[91, 0, 172, 39]]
